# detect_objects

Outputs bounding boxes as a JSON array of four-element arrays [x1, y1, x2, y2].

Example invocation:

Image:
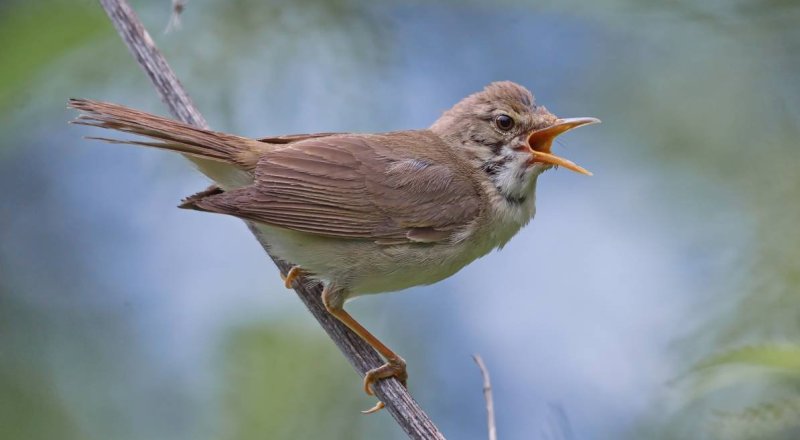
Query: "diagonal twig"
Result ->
[[473, 354, 498, 440], [94, 1, 445, 438]]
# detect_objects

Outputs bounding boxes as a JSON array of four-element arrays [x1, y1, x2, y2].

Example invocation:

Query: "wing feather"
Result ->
[[191, 132, 481, 243]]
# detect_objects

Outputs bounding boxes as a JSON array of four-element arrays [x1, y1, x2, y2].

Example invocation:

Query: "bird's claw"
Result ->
[[361, 401, 385, 415], [361, 356, 407, 414], [281, 266, 305, 289], [363, 356, 407, 395]]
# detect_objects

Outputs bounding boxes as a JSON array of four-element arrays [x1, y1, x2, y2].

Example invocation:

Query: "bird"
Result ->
[[68, 81, 599, 413]]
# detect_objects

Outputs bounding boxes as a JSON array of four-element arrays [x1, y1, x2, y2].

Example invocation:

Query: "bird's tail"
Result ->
[[68, 98, 266, 171]]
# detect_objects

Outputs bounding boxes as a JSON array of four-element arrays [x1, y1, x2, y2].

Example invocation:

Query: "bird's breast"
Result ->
[[256, 178, 539, 298], [349, 190, 538, 296]]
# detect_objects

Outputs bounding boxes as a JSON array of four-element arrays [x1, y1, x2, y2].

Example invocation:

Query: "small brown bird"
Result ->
[[69, 81, 599, 413]]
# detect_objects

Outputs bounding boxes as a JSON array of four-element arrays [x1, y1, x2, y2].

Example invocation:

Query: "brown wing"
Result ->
[[189, 131, 482, 244]]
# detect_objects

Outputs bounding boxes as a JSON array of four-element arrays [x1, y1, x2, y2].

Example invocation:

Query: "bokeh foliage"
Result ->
[[1, 0, 799, 439]]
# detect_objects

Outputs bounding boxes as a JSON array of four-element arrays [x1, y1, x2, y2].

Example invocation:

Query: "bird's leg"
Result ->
[[322, 285, 407, 414], [281, 266, 306, 289]]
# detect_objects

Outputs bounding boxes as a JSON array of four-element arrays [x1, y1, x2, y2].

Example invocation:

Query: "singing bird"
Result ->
[[69, 81, 599, 413]]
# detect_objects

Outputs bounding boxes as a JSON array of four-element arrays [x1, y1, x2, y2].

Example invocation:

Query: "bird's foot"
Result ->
[[361, 356, 408, 414], [281, 266, 305, 289]]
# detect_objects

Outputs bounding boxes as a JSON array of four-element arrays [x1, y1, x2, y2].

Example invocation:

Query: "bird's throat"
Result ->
[[481, 155, 542, 205]]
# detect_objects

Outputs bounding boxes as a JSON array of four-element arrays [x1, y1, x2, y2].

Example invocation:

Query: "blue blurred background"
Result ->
[[2, 0, 799, 439]]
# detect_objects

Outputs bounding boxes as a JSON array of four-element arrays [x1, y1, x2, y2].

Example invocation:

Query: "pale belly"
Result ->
[[253, 178, 537, 299], [254, 223, 509, 299]]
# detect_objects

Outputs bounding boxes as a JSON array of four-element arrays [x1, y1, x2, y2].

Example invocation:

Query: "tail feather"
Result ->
[[83, 136, 214, 159], [68, 98, 266, 170]]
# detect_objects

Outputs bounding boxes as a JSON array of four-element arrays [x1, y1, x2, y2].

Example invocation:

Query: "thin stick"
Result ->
[[95, 1, 444, 438], [472, 354, 498, 440]]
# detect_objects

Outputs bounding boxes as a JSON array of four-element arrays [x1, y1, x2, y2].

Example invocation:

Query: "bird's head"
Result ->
[[431, 81, 599, 203]]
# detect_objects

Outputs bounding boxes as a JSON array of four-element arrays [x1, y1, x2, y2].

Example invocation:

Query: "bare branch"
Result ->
[[473, 354, 498, 440], [95, 1, 445, 438]]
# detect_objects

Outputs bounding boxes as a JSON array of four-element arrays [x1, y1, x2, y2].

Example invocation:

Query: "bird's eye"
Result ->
[[494, 114, 514, 131]]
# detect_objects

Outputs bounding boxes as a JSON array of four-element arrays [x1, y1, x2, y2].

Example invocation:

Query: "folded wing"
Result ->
[[184, 132, 482, 244]]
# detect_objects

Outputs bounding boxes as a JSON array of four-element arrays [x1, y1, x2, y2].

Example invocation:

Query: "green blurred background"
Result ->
[[1, 0, 799, 439]]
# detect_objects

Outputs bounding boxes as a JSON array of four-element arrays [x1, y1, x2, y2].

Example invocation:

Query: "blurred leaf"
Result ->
[[0, 367, 81, 440], [0, 0, 106, 110], [218, 322, 389, 440], [710, 397, 800, 440], [675, 344, 800, 404], [693, 344, 800, 375]]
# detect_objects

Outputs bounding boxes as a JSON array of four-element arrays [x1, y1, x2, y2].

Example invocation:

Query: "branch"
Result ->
[[472, 355, 498, 440], [96, 1, 445, 438]]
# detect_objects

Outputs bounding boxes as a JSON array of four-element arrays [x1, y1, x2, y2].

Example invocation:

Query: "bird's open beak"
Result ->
[[526, 117, 600, 176]]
